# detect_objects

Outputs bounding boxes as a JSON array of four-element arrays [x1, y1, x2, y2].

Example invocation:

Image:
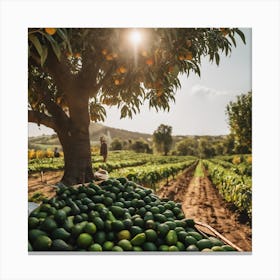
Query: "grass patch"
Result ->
[[28, 191, 48, 203], [194, 160, 204, 178]]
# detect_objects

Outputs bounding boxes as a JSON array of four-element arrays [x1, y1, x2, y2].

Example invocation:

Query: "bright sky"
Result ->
[[28, 28, 251, 137]]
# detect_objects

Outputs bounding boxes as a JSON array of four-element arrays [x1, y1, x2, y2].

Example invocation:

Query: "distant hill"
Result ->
[[28, 123, 227, 150], [28, 123, 153, 150], [88, 123, 152, 142]]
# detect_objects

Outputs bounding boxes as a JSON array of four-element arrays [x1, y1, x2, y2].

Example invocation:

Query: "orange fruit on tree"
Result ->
[[178, 55, 185, 61], [106, 54, 113, 61], [141, 50, 148, 57], [156, 90, 163, 97], [185, 51, 193, 60], [102, 49, 108, 55], [114, 79, 120, 85], [45, 28, 56, 35], [146, 58, 154, 66], [220, 28, 229, 36], [168, 66, 174, 73], [119, 66, 127, 74]]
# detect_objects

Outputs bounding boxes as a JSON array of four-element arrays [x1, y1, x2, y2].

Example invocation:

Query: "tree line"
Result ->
[[109, 91, 252, 157]]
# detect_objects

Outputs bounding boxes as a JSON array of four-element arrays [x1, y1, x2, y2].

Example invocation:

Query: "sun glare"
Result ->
[[129, 30, 142, 45]]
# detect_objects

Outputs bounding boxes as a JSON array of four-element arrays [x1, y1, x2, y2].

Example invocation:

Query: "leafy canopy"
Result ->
[[226, 91, 252, 153], [28, 28, 246, 124]]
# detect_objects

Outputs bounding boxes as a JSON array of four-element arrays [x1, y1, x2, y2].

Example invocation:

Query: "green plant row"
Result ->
[[28, 158, 65, 172], [209, 158, 252, 177], [214, 154, 252, 165], [28, 158, 148, 173], [203, 160, 252, 218], [28, 151, 197, 173], [94, 159, 148, 173], [110, 160, 196, 190]]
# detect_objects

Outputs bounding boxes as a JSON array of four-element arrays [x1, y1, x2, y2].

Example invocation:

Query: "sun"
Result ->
[[129, 30, 142, 45]]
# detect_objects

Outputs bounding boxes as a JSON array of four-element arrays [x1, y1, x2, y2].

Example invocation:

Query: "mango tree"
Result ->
[[28, 28, 246, 185]]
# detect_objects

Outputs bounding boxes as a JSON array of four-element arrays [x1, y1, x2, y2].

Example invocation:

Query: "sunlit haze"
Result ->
[[129, 30, 142, 45]]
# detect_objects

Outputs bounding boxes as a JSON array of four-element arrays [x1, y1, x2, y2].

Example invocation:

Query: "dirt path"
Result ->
[[158, 164, 252, 252], [156, 163, 197, 202], [28, 171, 63, 199]]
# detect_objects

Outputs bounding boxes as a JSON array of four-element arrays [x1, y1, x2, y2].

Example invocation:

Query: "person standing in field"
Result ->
[[54, 147, 60, 158], [100, 137, 108, 162]]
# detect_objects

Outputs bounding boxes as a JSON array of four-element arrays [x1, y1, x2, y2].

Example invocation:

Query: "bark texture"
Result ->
[[58, 93, 94, 186]]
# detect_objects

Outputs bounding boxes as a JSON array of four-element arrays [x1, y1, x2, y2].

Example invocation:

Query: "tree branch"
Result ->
[[30, 80, 71, 134], [80, 65, 113, 98], [42, 93, 70, 126], [44, 51, 73, 95], [77, 51, 99, 97], [28, 110, 56, 130]]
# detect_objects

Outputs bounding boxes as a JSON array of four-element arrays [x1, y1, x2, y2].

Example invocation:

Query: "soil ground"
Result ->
[[157, 166, 252, 251], [28, 171, 63, 200]]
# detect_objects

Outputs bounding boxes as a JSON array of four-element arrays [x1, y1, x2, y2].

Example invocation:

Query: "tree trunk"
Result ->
[[58, 128, 93, 186], [57, 92, 94, 186]]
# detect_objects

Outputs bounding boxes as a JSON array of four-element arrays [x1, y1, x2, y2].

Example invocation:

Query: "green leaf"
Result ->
[[56, 29, 72, 52], [225, 44, 229, 56], [40, 45, 48, 66], [235, 29, 246, 44], [120, 105, 128, 118], [29, 34, 42, 56], [44, 34, 61, 61], [215, 53, 220, 65], [229, 34, 236, 47], [173, 64, 180, 76], [150, 72, 156, 83]]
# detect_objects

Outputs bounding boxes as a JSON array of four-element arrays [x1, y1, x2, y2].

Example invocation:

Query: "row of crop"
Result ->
[[215, 154, 252, 165], [203, 160, 252, 218], [28, 149, 64, 160], [28, 151, 196, 173], [110, 160, 196, 190], [28, 158, 148, 173], [209, 158, 252, 177], [28, 152, 141, 170]]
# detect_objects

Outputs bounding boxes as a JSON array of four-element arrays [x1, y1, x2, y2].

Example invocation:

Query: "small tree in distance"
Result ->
[[131, 139, 151, 153], [110, 138, 123, 150], [153, 124, 173, 156]]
